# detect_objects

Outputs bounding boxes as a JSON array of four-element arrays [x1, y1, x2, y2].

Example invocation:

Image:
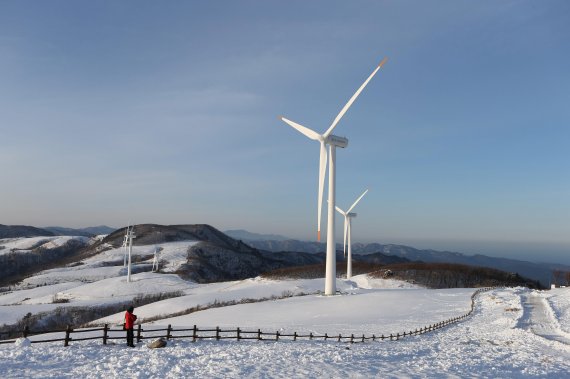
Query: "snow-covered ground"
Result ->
[[0, 238, 198, 326], [2, 235, 570, 377], [0, 236, 90, 256], [2, 287, 570, 378]]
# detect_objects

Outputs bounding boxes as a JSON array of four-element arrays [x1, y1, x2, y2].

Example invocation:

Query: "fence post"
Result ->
[[216, 326, 220, 341], [257, 329, 261, 341], [361, 334, 365, 342], [338, 334, 342, 342], [276, 331, 279, 341], [389, 333, 393, 341], [103, 324, 108, 345], [237, 327, 241, 341], [64, 325, 72, 347], [193, 325, 197, 342], [381, 334, 385, 340], [137, 324, 142, 342], [310, 332, 313, 340], [350, 334, 354, 343], [372, 334, 375, 341], [23, 326, 29, 338], [324, 333, 328, 340], [166, 324, 172, 340]]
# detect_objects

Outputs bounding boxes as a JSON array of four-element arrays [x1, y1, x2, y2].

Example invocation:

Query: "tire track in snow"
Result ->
[[521, 291, 570, 345]]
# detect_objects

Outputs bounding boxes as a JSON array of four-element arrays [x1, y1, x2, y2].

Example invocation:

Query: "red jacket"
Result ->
[[124, 311, 137, 330]]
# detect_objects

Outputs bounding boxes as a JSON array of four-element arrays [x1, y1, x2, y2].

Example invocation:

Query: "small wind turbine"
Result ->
[[122, 225, 130, 267], [152, 232, 160, 273], [126, 225, 136, 283], [280, 58, 387, 295], [151, 247, 159, 272], [336, 189, 369, 280]]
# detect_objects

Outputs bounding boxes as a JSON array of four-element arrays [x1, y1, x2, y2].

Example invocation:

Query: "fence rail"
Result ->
[[0, 287, 492, 347]]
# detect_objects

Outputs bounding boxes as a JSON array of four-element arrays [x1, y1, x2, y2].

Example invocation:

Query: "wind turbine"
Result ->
[[280, 58, 387, 295], [122, 225, 130, 267], [336, 189, 369, 280], [152, 232, 161, 273], [126, 225, 136, 283]]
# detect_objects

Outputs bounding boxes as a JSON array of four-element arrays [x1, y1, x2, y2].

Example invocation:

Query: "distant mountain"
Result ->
[[239, 238, 567, 287], [44, 225, 116, 237], [0, 224, 54, 238], [0, 224, 116, 239], [224, 229, 290, 242]]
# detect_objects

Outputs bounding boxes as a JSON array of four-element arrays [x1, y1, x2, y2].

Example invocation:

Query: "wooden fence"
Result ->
[[0, 287, 491, 347]]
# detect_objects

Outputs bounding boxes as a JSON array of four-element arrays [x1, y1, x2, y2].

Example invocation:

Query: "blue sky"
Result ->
[[1, 1, 569, 263]]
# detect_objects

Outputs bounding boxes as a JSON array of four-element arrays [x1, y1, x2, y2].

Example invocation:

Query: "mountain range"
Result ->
[[224, 231, 569, 287], [0, 224, 116, 238], [1, 224, 564, 288]]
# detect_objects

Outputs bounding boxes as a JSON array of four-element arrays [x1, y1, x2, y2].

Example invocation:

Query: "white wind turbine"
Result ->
[[280, 58, 387, 295], [151, 246, 159, 273], [122, 225, 130, 267], [152, 232, 161, 273], [336, 189, 369, 280], [126, 225, 136, 283]]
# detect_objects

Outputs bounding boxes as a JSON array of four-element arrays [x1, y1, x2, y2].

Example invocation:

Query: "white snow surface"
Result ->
[[0, 236, 89, 256], [2, 286, 570, 378], [2, 237, 570, 378]]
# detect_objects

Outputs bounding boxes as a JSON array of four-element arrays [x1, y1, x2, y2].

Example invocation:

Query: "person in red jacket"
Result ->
[[124, 306, 137, 347]]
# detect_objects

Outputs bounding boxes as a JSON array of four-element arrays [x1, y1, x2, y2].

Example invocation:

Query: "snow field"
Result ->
[[3, 288, 570, 378]]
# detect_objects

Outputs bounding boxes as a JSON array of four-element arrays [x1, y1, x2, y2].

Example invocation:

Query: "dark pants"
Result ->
[[126, 328, 134, 346]]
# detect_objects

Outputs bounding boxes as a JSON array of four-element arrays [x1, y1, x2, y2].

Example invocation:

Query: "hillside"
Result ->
[[369, 262, 541, 289], [0, 236, 92, 287], [0, 225, 54, 239], [242, 238, 565, 287], [44, 226, 116, 237]]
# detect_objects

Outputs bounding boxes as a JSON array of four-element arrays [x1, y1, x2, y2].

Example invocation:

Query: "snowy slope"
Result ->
[[91, 275, 420, 325], [2, 287, 570, 378], [0, 236, 90, 256]]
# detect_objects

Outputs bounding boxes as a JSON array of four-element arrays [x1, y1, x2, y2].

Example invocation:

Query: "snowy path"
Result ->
[[521, 292, 570, 345]]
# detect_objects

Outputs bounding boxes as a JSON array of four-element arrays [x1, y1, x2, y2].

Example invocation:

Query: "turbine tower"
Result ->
[[126, 225, 136, 283], [336, 189, 369, 280], [152, 246, 159, 273], [152, 232, 161, 273], [122, 225, 130, 267], [280, 58, 387, 295]]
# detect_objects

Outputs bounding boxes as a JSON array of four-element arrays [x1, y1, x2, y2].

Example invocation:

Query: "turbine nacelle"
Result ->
[[347, 212, 357, 218], [325, 135, 348, 148]]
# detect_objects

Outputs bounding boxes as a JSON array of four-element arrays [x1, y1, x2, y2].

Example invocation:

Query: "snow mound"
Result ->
[[14, 338, 31, 348]]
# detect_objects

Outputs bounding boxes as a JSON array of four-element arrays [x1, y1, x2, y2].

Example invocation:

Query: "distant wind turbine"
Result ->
[[280, 58, 387, 295], [152, 232, 160, 273], [122, 225, 130, 267], [336, 189, 369, 280], [126, 225, 136, 283]]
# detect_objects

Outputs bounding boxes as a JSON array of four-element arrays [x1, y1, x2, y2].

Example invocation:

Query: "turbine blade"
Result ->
[[280, 116, 321, 141], [324, 58, 388, 138], [347, 189, 369, 213], [335, 206, 346, 216], [317, 141, 327, 241], [343, 216, 348, 258]]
